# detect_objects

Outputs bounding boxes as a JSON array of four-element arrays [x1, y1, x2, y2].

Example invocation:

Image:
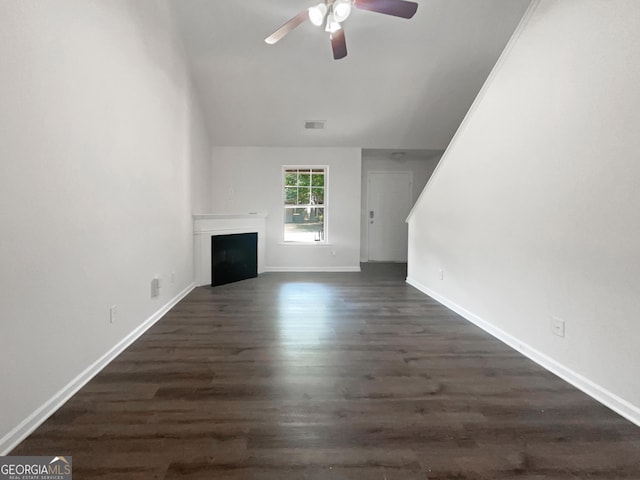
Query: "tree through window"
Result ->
[[283, 167, 326, 242]]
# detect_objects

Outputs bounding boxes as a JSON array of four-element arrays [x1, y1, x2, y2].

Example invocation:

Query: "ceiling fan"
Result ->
[[265, 0, 418, 60]]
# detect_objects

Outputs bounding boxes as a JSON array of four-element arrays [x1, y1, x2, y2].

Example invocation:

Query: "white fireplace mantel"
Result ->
[[193, 213, 267, 287]]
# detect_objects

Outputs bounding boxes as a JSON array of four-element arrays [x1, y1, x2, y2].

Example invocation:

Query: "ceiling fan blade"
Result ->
[[265, 10, 308, 45], [331, 29, 348, 60], [354, 0, 418, 19]]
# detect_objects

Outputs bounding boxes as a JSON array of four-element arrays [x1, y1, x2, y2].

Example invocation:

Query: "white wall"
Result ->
[[211, 147, 361, 271], [360, 151, 442, 262], [0, 0, 211, 452], [407, 0, 640, 424], [189, 87, 213, 213]]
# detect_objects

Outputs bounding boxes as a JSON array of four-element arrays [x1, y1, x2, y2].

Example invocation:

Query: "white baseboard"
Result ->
[[264, 266, 361, 273], [406, 276, 640, 428], [0, 282, 196, 455]]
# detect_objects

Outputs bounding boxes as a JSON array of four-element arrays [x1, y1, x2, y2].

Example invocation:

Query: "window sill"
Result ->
[[278, 242, 333, 246]]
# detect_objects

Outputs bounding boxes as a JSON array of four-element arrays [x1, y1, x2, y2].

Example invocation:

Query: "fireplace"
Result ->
[[193, 213, 266, 287], [211, 232, 258, 286]]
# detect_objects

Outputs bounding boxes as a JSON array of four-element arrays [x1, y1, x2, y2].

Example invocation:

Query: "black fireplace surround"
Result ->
[[211, 232, 258, 287]]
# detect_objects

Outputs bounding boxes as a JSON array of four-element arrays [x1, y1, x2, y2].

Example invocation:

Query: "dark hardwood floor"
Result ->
[[11, 263, 640, 479]]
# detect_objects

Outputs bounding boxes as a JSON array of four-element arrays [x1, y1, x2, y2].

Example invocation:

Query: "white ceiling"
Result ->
[[169, 0, 531, 149]]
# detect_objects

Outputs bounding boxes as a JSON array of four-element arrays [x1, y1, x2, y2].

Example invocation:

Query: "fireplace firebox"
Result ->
[[211, 233, 258, 287]]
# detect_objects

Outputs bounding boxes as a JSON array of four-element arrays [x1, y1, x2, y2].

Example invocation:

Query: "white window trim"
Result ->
[[282, 165, 329, 244]]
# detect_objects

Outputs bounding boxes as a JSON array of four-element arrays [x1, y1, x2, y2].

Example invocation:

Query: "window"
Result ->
[[283, 167, 327, 242]]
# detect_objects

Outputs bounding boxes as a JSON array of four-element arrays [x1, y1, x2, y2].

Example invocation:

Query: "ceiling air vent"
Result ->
[[305, 120, 326, 130]]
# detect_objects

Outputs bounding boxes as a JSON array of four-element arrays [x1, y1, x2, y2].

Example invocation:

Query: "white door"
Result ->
[[367, 171, 413, 262]]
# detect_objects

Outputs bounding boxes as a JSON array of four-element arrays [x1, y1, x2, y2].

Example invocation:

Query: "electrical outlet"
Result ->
[[171, 271, 175, 284], [551, 317, 565, 338], [151, 277, 161, 298], [109, 305, 118, 324], [439, 269, 444, 280]]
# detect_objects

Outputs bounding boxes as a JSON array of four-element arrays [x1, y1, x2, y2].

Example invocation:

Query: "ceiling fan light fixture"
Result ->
[[308, 3, 328, 26], [333, 0, 352, 22], [325, 11, 342, 33], [326, 20, 342, 33]]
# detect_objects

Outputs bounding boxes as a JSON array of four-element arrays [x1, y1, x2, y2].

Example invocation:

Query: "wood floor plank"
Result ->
[[10, 264, 640, 479]]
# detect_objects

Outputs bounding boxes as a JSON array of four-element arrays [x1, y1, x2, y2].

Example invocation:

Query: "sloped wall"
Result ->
[[407, 0, 640, 424], [0, 0, 211, 452]]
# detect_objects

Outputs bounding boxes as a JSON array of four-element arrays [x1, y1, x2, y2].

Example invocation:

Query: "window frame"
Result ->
[[282, 165, 329, 244]]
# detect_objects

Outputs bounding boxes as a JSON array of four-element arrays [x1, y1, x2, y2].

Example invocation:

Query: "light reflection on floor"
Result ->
[[277, 282, 335, 345], [274, 281, 339, 435]]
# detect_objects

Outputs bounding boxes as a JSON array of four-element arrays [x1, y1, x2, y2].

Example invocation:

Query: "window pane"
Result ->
[[298, 188, 310, 205], [284, 207, 325, 242], [285, 172, 298, 186], [285, 187, 297, 205], [298, 173, 311, 187], [311, 187, 324, 204], [311, 173, 324, 187]]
